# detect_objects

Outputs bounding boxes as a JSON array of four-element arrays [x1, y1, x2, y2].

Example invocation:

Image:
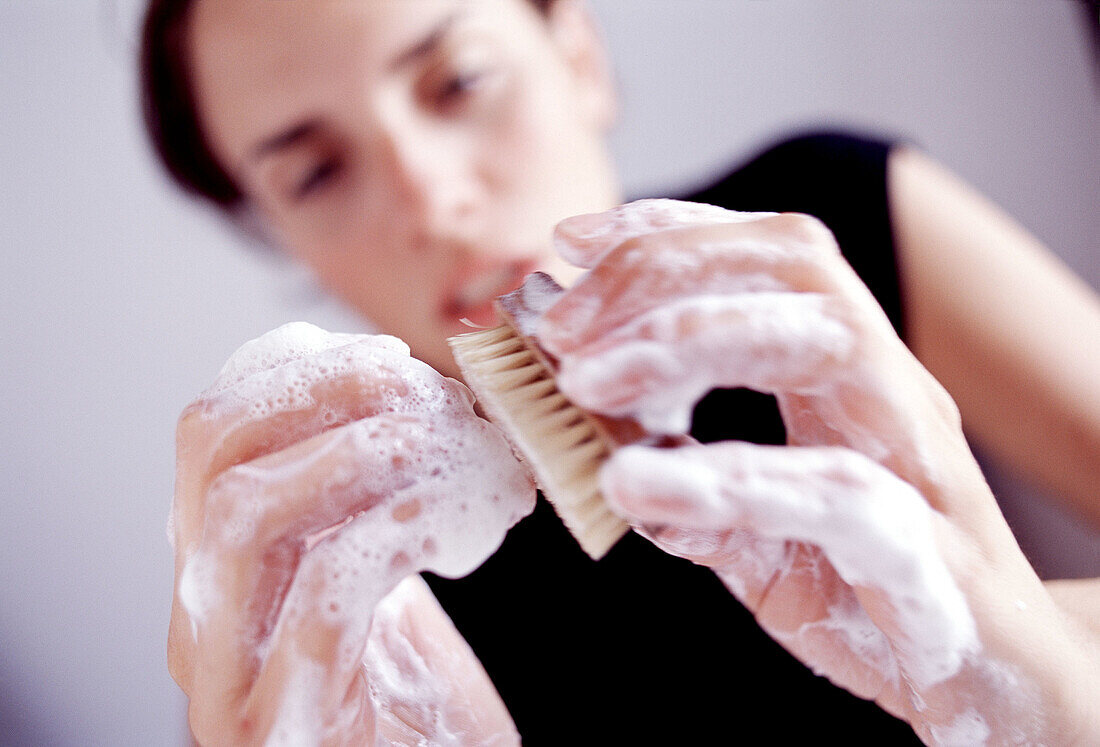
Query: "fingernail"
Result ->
[[555, 211, 610, 242]]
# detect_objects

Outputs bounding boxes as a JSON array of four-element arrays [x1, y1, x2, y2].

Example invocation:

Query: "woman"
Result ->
[[143, 0, 1100, 743]]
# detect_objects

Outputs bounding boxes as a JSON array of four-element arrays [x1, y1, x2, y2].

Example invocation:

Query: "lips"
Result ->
[[450, 295, 499, 328], [441, 257, 537, 328]]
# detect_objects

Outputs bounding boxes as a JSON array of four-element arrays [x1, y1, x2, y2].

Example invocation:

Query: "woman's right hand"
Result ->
[[167, 323, 534, 745], [538, 200, 1100, 743]]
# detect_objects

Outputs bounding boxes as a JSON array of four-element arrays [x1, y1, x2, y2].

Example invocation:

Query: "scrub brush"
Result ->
[[448, 272, 645, 560]]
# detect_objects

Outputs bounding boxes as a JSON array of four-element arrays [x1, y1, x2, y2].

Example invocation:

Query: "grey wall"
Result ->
[[1, 1, 1096, 743]]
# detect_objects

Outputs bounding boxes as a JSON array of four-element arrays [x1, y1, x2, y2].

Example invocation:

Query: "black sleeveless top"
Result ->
[[426, 131, 922, 744]]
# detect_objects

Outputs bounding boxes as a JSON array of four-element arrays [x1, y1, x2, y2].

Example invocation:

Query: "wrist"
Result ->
[[947, 547, 1100, 744]]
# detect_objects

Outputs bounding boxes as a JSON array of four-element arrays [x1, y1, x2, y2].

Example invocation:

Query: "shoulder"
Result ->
[[682, 128, 904, 211]]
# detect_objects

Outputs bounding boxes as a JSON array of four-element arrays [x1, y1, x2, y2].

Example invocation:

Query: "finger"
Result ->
[[181, 411, 534, 739], [179, 327, 457, 493], [363, 577, 519, 744], [206, 321, 409, 396], [750, 542, 910, 715], [624, 487, 908, 710], [173, 326, 471, 554], [241, 500, 409, 742], [601, 442, 979, 691], [640, 519, 909, 713], [639, 524, 792, 609], [554, 292, 857, 434], [181, 415, 434, 735], [168, 340, 469, 695], [552, 198, 775, 269], [541, 214, 838, 357], [246, 413, 533, 742]]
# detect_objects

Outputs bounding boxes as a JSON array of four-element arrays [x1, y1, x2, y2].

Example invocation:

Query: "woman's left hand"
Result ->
[[537, 199, 1100, 745]]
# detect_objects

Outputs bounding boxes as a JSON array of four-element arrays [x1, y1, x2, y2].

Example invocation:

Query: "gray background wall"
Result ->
[[1, 1, 1097, 743]]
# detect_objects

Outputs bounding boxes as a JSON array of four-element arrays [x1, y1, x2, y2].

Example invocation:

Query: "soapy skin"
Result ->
[[168, 323, 532, 745], [168, 207, 1099, 745], [540, 200, 1100, 745]]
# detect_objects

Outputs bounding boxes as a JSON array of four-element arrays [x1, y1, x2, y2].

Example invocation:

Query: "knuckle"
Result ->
[[187, 699, 221, 746], [762, 213, 844, 267], [822, 292, 861, 331], [166, 644, 190, 691], [189, 680, 273, 746], [782, 212, 839, 248], [175, 400, 213, 454], [824, 447, 881, 492], [603, 224, 715, 276], [925, 375, 963, 428], [605, 230, 661, 266], [204, 465, 269, 547], [190, 703, 256, 747]]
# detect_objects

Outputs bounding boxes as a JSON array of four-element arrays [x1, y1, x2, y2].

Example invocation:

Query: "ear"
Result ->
[[544, 0, 617, 132]]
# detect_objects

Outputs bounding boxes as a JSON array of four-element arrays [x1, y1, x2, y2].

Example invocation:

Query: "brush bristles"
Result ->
[[450, 325, 630, 559]]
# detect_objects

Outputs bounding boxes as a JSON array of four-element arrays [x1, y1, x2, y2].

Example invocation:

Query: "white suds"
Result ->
[[927, 707, 991, 746], [207, 322, 392, 394], [266, 656, 327, 746], [534, 199, 1051, 743], [604, 444, 979, 691], [555, 292, 855, 435], [177, 322, 534, 743], [553, 198, 775, 267], [177, 546, 217, 640]]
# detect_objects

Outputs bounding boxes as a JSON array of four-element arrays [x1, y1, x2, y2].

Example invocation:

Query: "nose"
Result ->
[[379, 124, 482, 245]]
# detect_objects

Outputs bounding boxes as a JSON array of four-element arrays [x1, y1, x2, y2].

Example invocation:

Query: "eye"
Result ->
[[294, 158, 341, 200], [435, 69, 487, 108]]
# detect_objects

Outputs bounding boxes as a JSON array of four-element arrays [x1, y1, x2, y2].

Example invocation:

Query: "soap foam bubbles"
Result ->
[[178, 322, 534, 742], [200, 322, 420, 425], [208, 322, 406, 396]]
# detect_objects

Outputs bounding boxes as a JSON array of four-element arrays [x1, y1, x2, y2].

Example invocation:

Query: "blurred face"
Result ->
[[188, 0, 621, 376]]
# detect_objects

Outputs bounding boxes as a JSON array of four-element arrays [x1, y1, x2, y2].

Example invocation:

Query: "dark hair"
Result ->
[[1078, 0, 1100, 83], [140, 0, 242, 209], [139, 0, 557, 211]]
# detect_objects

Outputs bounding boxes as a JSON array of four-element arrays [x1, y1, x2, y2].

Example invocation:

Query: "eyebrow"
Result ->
[[249, 11, 461, 164], [388, 10, 461, 72], [251, 120, 320, 162]]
